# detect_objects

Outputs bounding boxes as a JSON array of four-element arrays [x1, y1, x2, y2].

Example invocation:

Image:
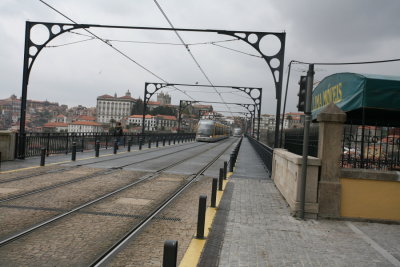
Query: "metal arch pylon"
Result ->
[[18, 21, 285, 158], [18, 22, 88, 158]]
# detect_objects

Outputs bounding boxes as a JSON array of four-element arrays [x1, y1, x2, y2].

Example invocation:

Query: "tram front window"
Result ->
[[197, 121, 214, 136]]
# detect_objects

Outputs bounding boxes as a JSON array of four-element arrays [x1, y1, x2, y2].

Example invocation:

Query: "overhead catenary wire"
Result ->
[[38, 0, 196, 101], [152, 0, 235, 117]]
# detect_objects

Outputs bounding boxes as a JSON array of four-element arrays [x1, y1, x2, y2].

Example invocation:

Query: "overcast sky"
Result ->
[[1, 0, 399, 115]]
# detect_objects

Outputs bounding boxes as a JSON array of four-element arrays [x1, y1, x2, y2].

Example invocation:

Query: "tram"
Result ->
[[195, 119, 230, 142], [233, 127, 242, 137]]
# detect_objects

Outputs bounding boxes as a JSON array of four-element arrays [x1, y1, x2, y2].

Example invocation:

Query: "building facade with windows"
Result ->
[[96, 91, 136, 124]]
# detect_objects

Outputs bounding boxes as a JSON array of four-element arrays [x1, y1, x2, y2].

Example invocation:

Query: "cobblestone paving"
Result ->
[[0, 168, 145, 240], [108, 176, 213, 267], [218, 178, 400, 267], [0, 173, 188, 266]]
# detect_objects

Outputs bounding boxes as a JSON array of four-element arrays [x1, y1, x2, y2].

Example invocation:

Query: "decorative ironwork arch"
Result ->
[[17, 21, 285, 158], [143, 82, 262, 138]]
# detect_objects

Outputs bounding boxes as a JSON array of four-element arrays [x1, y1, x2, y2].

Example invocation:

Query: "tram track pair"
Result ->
[[0, 141, 207, 204], [0, 140, 202, 184], [0, 138, 235, 250]]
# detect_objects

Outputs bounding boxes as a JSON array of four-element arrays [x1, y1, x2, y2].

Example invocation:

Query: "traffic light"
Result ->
[[297, 75, 307, 112]]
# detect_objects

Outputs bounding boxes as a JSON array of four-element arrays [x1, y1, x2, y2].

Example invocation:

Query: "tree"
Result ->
[[132, 99, 144, 115], [150, 106, 176, 116]]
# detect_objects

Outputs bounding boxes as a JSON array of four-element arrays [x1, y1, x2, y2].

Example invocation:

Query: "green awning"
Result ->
[[312, 72, 400, 126]]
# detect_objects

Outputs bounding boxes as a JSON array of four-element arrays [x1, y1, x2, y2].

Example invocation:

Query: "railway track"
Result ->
[[0, 141, 206, 203], [0, 138, 237, 266]]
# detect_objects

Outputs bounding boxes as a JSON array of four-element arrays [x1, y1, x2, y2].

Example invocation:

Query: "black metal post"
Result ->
[[163, 136, 166, 146], [113, 139, 118, 154], [127, 139, 131, 152], [65, 132, 69, 154], [71, 142, 77, 161], [95, 140, 100, 157], [229, 153, 234, 172], [299, 64, 314, 220], [218, 168, 224, 191], [211, 178, 218, 208], [40, 148, 46, 166], [46, 133, 50, 157], [148, 136, 151, 148], [168, 136, 171, 145], [163, 240, 178, 267], [156, 136, 159, 147], [223, 161, 228, 179], [139, 137, 142, 150], [196, 195, 207, 239]]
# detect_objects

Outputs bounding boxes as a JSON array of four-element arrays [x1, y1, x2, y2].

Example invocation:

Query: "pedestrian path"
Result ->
[[199, 137, 400, 267]]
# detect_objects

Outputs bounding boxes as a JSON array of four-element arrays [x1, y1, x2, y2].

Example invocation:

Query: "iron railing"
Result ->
[[283, 126, 319, 157], [341, 124, 400, 171], [15, 132, 195, 158], [246, 134, 273, 176]]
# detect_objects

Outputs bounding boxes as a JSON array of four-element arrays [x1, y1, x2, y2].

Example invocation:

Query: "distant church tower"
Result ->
[[157, 92, 171, 105]]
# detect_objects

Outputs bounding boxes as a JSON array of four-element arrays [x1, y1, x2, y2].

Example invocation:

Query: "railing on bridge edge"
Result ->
[[15, 132, 196, 159], [246, 134, 273, 176]]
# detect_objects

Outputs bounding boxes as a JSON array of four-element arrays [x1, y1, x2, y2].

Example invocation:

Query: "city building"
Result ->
[[157, 92, 171, 105], [68, 121, 104, 133], [96, 90, 136, 124]]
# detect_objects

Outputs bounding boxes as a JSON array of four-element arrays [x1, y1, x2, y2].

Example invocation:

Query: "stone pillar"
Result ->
[[0, 131, 16, 161], [317, 103, 346, 218]]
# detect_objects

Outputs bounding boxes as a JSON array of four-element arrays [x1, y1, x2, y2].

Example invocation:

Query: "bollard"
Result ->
[[211, 178, 218, 208], [148, 137, 151, 148], [218, 168, 224, 191], [163, 240, 178, 267], [127, 139, 131, 152], [223, 161, 228, 179], [95, 140, 100, 157], [197, 195, 207, 239], [113, 139, 118, 154], [156, 136, 159, 148], [229, 153, 234, 172], [163, 137, 166, 146], [40, 148, 46, 166], [72, 142, 77, 161], [139, 138, 142, 150]]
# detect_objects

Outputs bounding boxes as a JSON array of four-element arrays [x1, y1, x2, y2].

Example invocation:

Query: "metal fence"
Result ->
[[341, 124, 400, 171], [283, 126, 319, 157], [247, 134, 273, 176], [15, 132, 195, 158]]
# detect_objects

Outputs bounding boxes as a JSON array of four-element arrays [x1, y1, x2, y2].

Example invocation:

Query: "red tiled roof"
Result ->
[[77, 115, 96, 121], [97, 94, 114, 99], [148, 101, 161, 105], [56, 114, 66, 118], [43, 122, 68, 127], [129, 115, 153, 119], [118, 95, 136, 100], [156, 115, 177, 120], [71, 121, 102, 126]]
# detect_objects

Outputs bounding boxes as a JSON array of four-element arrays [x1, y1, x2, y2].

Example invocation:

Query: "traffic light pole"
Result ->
[[299, 64, 314, 220]]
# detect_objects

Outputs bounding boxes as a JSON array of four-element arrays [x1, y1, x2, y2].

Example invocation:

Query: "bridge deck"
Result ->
[[200, 137, 400, 267]]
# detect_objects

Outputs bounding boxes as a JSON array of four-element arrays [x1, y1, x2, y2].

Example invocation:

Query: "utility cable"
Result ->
[[38, 0, 196, 101], [152, 0, 235, 117], [293, 58, 400, 65]]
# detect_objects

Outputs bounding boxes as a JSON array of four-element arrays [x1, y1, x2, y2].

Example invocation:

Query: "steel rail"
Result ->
[[90, 138, 236, 266], [0, 139, 233, 248], [0, 142, 205, 204]]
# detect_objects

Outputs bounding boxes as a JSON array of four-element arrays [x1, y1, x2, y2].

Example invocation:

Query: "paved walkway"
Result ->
[[201, 137, 400, 267]]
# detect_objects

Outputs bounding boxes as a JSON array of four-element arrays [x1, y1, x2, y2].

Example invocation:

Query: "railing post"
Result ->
[[163, 136, 166, 146], [81, 133, 85, 152], [113, 139, 118, 154], [40, 147, 46, 166], [211, 178, 217, 208], [65, 133, 69, 154], [71, 142, 77, 161], [196, 195, 207, 239], [148, 136, 152, 148], [139, 137, 142, 150], [156, 136, 159, 147], [95, 140, 100, 157], [127, 139, 131, 152], [168, 136, 171, 146], [163, 240, 178, 267]]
